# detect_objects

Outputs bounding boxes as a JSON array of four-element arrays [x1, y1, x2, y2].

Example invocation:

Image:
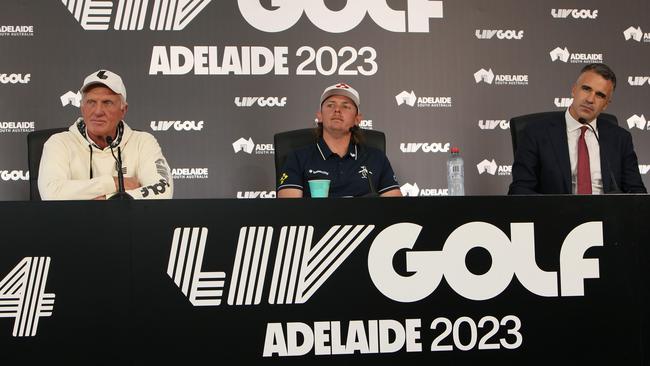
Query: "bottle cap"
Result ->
[[450, 147, 460, 153]]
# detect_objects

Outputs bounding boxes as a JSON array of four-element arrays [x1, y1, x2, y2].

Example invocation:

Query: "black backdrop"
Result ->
[[1, 0, 650, 199]]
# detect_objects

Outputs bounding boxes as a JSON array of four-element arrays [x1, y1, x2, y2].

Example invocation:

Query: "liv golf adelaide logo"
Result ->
[[167, 221, 603, 307]]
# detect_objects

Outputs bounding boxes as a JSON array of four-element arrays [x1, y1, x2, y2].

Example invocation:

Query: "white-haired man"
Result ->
[[39, 69, 173, 200]]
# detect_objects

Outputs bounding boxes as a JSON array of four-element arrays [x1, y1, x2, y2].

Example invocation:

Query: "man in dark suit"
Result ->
[[509, 63, 646, 194]]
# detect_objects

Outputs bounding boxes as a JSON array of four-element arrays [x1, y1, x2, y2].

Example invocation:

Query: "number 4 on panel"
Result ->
[[0, 257, 55, 337]]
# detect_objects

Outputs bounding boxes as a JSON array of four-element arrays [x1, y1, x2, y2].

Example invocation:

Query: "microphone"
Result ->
[[106, 136, 134, 200], [578, 117, 621, 193]]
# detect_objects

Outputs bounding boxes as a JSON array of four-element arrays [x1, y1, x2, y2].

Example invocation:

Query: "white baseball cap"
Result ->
[[80, 69, 127, 101], [320, 83, 360, 110]]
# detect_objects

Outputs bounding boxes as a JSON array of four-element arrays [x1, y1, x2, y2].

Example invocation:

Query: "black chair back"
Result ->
[[273, 128, 386, 184], [509, 112, 618, 156], [27, 127, 68, 200]]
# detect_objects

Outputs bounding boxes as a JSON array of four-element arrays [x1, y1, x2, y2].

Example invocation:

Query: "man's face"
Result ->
[[316, 95, 361, 136], [569, 70, 614, 122], [80, 85, 127, 144]]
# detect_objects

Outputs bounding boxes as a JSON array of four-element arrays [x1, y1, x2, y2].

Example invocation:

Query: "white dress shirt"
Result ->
[[565, 109, 603, 194]]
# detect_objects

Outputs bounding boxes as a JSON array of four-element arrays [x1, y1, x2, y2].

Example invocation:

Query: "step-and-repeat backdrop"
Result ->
[[1, 0, 649, 199]]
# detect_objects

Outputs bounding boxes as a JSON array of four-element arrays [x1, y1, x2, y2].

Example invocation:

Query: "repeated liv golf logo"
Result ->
[[551, 9, 598, 19], [555, 97, 573, 108], [623, 26, 650, 43], [237, 191, 276, 199], [395, 91, 452, 108], [151, 120, 204, 131], [549, 46, 603, 63], [0, 170, 29, 181], [235, 97, 287, 108], [628, 76, 650, 86], [478, 119, 509, 130], [474, 29, 524, 40], [61, 0, 211, 30], [0, 74, 30, 84], [400, 142, 450, 154], [474, 68, 528, 86]]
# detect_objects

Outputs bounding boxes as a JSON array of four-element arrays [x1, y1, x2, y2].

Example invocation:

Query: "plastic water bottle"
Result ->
[[447, 147, 465, 196]]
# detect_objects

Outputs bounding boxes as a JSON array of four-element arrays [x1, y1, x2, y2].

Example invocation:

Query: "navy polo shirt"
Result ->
[[277, 138, 400, 197]]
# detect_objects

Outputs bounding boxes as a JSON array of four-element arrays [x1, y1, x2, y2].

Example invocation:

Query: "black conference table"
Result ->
[[1, 196, 648, 364]]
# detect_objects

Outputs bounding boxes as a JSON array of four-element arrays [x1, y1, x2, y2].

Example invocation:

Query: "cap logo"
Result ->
[[335, 83, 350, 89], [96, 70, 108, 80]]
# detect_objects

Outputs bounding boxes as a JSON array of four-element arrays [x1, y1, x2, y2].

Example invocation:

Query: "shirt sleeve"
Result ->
[[127, 133, 174, 199], [376, 154, 400, 194], [277, 149, 304, 192], [38, 134, 116, 200]]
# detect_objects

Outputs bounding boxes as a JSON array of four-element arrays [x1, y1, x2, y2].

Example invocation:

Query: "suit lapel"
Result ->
[[547, 116, 572, 193]]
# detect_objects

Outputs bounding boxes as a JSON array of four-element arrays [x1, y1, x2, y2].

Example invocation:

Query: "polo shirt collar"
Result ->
[[316, 138, 358, 161]]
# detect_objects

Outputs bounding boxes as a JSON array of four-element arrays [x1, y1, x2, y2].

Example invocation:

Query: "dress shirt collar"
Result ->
[[565, 109, 597, 134]]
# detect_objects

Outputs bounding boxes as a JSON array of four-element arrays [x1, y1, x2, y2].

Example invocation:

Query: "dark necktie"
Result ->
[[577, 126, 592, 194]]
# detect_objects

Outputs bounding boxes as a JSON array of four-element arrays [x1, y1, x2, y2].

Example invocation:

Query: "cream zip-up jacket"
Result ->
[[38, 119, 173, 200]]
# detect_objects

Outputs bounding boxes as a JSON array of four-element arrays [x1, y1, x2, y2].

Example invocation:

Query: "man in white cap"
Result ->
[[277, 83, 401, 198], [38, 69, 173, 200]]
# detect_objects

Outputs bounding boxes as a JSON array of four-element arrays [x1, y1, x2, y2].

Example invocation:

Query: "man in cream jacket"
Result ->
[[38, 69, 173, 200]]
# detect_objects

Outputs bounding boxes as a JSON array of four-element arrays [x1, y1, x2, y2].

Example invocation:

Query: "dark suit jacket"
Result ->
[[508, 112, 647, 194]]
